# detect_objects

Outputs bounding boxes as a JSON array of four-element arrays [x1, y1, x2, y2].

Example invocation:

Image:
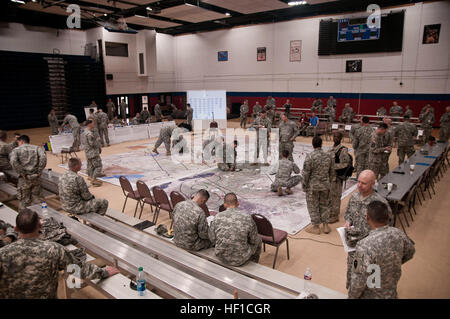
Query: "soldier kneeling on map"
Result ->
[[217, 140, 238, 172], [270, 150, 302, 196]]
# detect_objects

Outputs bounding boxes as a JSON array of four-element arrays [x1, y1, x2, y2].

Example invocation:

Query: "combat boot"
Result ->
[[92, 179, 103, 187], [166, 151, 171, 156], [305, 225, 321, 235], [285, 188, 293, 195], [152, 148, 159, 154], [277, 186, 284, 196], [328, 217, 340, 224], [322, 223, 331, 234]]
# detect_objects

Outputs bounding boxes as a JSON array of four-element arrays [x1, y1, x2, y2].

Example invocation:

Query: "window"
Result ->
[[105, 42, 128, 57]]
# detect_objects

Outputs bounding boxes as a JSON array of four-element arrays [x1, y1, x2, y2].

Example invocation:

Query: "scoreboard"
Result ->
[[338, 18, 380, 42]]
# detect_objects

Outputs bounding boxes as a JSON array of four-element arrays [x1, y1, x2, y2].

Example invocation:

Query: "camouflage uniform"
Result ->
[[62, 114, 80, 151], [252, 116, 272, 162], [419, 111, 435, 142], [186, 105, 193, 126], [240, 104, 249, 129], [172, 200, 211, 251], [252, 104, 262, 120], [376, 107, 387, 116], [403, 109, 412, 118], [0, 219, 17, 248], [96, 112, 110, 146], [119, 102, 128, 119], [283, 103, 292, 116], [383, 126, 394, 175], [112, 118, 124, 126], [271, 158, 301, 191], [106, 101, 116, 120], [389, 105, 403, 117], [265, 105, 276, 126], [339, 106, 355, 123], [154, 125, 176, 153], [328, 144, 351, 222], [352, 125, 373, 178], [344, 190, 393, 289], [217, 142, 236, 171], [311, 99, 323, 114], [87, 113, 101, 143], [208, 207, 262, 266], [0, 140, 17, 172], [438, 112, 450, 142], [154, 104, 162, 122], [58, 170, 108, 215], [0, 238, 108, 298], [279, 120, 299, 161], [266, 97, 276, 109], [323, 106, 335, 122], [369, 132, 390, 180], [84, 129, 103, 179], [349, 123, 360, 142], [48, 112, 59, 135], [327, 98, 336, 109], [394, 122, 417, 164], [348, 226, 415, 299], [302, 148, 334, 225], [141, 109, 151, 123], [10, 144, 47, 210]]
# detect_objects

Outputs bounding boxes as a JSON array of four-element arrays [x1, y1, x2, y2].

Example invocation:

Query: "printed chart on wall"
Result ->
[[187, 90, 227, 120], [290, 40, 302, 62]]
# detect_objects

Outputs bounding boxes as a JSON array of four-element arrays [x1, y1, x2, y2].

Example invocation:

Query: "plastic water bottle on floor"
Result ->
[[137, 267, 146, 296], [41, 201, 48, 217], [304, 267, 312, 293]]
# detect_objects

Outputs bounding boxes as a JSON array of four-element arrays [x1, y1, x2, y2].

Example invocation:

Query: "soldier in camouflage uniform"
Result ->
[[112, 116, 124, 126], [131, 113, 141, 125], [376, 106, 387, 117], [327, 95, 336, 109], [240, 100, 249, 129], [0, 208, 118, 298], [264, 104, 276, 126], [87, 108, 101, 143], [389, 101, 403, 117], [323, 104, 335, 123], [394, 115, 418, 165], [0, 131, 18, 172], [152, 117, 176, 155], [172, 189, 211, 251], [0, 219, 17, 248], [96, 108, 110, 147], [283, 99, 292, 117], [279, 113, 299, 161], [302, 136, 334, 235], [419, 107, 435, 143], [48, 108, 59, 135], [403, 105, 413, 118], [271, 150, 302, 195], [266, 96, 276, 109], [218, 140, 237, 171], [119, 99, 128, 120], [154, 103, 163, 122], [252, 102, 262, 121], [382, 118, 394, 175], [84, 120, 103, 187], [352, 117, 373, 178], [106, 98, 116, 121], [339, 103, 355, 124], [438, 106, 450, 142], [369, 124, 391, 181], [10, 135, 47, 210], [252, 110, 272, 164], [348, 201, 415, 299], [208, 193, 262, 266], [420, 104, 434, 117], [311, 98, 323, 114], [328, 132, 351, 223], [58, 158, 108, 215], [61, 112, 81, 151], [343, 170, 393, 289], [141, 106, 151, 123], [186, 103, 193, 126]]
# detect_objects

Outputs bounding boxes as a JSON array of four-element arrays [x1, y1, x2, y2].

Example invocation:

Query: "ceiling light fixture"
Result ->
[[146, 7, 152, 11], [134, 15, 147, 19], [10, 0, 26, 4], [185, 3, 196, 7], [225, 12, 231, 16], [288, 1, 307, 6]]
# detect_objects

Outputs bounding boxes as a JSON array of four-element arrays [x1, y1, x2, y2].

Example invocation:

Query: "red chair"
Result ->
[[119, 176, 142, 217], [136, 180, 158, 219], [152, 186, 173, 224], [170, 191, 186, 209], [251, 213, 290, 269]]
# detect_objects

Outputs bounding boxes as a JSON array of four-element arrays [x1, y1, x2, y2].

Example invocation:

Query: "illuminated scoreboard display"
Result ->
[[338, 18, 380, 42]]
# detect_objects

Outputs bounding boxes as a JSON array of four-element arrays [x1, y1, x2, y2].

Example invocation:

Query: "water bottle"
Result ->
[[41, 201, 48, 217], [304, 267, 312, 293], [137, 267, 146, 296]]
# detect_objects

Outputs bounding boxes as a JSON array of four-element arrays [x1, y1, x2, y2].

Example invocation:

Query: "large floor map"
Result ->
[[61, 142, 356, 234]]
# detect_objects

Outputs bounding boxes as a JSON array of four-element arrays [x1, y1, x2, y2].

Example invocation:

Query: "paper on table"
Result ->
[[337, 227, 356, 253]]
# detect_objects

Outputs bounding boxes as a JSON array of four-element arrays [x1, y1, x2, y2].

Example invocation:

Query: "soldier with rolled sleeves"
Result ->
[[438, 106, 450, 142], [376, 106, 387, 117], [0, 219, 17, 248], [348, 201, 415, 299], [403, 105, 413, 118], [252, 110, 272, 164], [352, 116, 373, 178], [96, 108, 110, 147], [141, 106, 151, 123], [420, 107, 435, 143], [48, 108, 59, 135], [311, 98, 323, 114], [61, 112, 81, 151], [0, 131, 19, 172], [186, 103, 193, 126], [0, 209, 118, 298], [328, 132, 351, 224], [84, 120, 103, 187], [106, 98, 116, 121], [119, 99, 128, 120], [343, 169, 393, 290], [154, 103, 163, 122], [208, 193, 262, 266], [279, 113, 299, 161], [152, 116, 176, 155], [389, 101, 403, 118], [369, 123, 391, 181], [266, 96, 276, 109], [394, 115, 417, 165], [302, 136, 334, 235], [339, 103, 355, 124], [218, 140, 237, 172], [172, 189, 211, 251], [58, 158, 108, 215], [240, 100, 249, 129], [252, 101, 262, 121], [271, 150, 302, 196], [10, 135, 47, 210]]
